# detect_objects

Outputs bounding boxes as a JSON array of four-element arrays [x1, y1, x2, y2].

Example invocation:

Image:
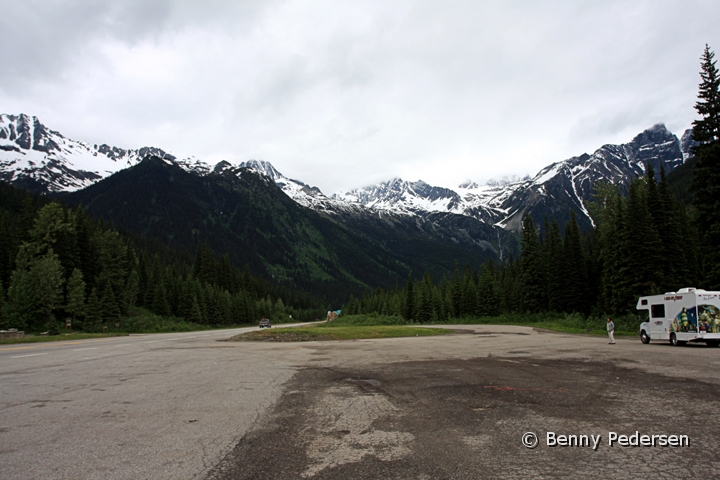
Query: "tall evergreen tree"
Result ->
[[84, 287, 102, 331], [450, 264, 463, 318], [151, 282, 171, 317], [0, 278, 5, 328], [417, 272, 433, 323], [561, 212, 588, 313], [476, 260, 500, 316], [520, 214, 545, 312], [626, 179, 664, 294], [691, 45, 720, 288], [65, 268, 86, 327], [402, 275, 416, 322], [692, 45, 720, 143], [99, 283, 121, 322], [545, 219, 565, 312]]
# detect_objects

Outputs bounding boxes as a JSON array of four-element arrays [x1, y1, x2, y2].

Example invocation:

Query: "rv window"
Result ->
[[651, 304, 665, 318], [641, 299, 648, 305]]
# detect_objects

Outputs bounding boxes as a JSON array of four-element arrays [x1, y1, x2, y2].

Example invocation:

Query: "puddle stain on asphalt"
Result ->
[[206, 357, 720, 480], [300, 385, 414, 478]]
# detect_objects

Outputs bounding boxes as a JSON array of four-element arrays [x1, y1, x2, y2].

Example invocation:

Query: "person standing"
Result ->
[[607, 318, 616, 344]]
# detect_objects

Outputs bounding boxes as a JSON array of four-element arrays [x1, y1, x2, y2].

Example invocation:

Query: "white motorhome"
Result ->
[[637, 288, 720, 347]]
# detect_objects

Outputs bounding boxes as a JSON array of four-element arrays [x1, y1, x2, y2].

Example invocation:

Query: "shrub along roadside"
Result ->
[[1, 306, 257, 343]]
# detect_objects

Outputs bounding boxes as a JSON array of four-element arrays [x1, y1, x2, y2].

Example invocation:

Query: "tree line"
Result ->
[[343, 163, 698, 322], [0, 185, 326, 333]]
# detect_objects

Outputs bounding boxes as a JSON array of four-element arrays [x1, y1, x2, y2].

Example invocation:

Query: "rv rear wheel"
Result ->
[[670, 333, 679, 346], [640, 331, 650, 344]]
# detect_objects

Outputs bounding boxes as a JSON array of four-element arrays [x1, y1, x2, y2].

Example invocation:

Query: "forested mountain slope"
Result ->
[[64, 156, 500, 302]]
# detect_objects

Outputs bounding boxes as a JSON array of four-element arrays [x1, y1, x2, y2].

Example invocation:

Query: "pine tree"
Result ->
[[33, 250, 65, 330], [0, 212, 15, 287], [0, 278, 5, 329], [65, 268, 86, 328], [656, 164, 689, 289], [4, 248, 65, 331], [122, 269, 140, 313], [402, 275, 415, 322], [561, 212, 588, 313], [2, 251, 35, 330], [628, 180, 663, 292], [691, 45, 720, 288], [99, 283, 121, 322], [85, 287, 102, 331], [520, 214, 545, 312], [545, 219, 564, 312], [417, 273, 433, 323], [461, 266, 477, 317], [188, 295, 203, 323], [451, 264, 462, 318], [151, 282, 171, 317], [74, 207, 97, 294], [476, 260, 500, 316], [136, 254, 149, 307], [692, 45, 720, 143]]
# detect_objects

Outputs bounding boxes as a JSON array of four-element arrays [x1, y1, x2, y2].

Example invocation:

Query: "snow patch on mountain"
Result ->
[[0, 113, 200, 192], [237, 159, 353, 213]]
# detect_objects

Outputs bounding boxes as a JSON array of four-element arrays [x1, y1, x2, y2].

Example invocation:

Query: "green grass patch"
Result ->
[[229, 324, 451, 342], [328, 312, 641, 337], [444, 312, 640, 336]]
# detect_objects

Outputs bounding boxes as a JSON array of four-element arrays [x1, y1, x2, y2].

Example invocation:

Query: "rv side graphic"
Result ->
[[637, 288, 720, 347]]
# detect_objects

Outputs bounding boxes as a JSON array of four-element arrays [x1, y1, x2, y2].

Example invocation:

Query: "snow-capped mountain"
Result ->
[[0, 113, 693, 236], [334, 179, 463, 213], [235, 159, 351, 213], [333, 124, 689, 231], [0, 113, 207, 192]]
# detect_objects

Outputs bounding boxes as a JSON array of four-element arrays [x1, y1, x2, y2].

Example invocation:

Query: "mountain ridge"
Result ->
[[0, 113, 691, 234], [62, 155, 503, 302]]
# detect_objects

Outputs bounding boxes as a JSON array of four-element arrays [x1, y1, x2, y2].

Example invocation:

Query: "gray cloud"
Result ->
[[1, 0, 718, 193]]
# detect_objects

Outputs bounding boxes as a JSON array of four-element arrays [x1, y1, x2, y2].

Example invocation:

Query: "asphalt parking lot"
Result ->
[[3, 325, 719, 479], [209, 328, 720, 480]]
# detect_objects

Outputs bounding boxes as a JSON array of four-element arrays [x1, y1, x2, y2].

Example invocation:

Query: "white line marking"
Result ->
[[114, 344, 132, 347], [12, 353, 48, 358], [73, 347, 97, 352]]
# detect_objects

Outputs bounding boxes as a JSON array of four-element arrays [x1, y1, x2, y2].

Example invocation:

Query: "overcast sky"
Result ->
[[1, 0, 718, 194]]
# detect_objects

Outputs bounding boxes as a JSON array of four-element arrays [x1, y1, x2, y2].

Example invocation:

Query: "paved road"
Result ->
[[0, 324, 314, 479], [3, 325, 720, 479]]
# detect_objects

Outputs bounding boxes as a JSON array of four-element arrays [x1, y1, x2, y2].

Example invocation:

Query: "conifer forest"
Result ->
[[0, 184, 325, 333]]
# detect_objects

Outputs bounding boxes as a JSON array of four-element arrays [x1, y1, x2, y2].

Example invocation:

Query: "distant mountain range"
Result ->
[[0, 112, 695, 297], [1, 113, 691, 234]]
